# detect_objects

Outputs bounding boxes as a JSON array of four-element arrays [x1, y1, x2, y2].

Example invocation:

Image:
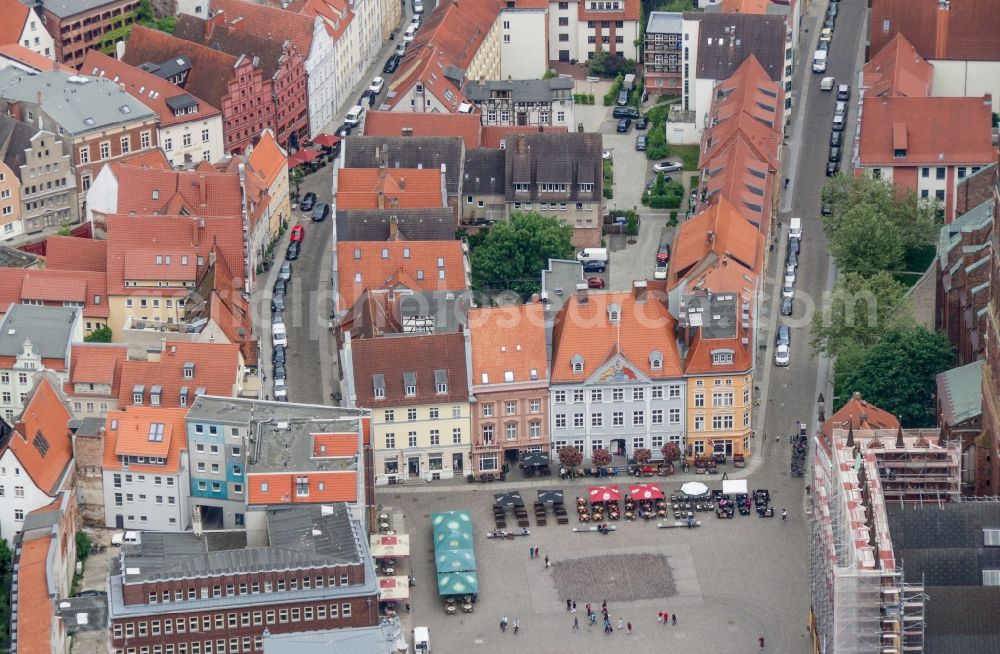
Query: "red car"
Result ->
[[656, 242, 670, 263], [290, 225, 305, 242], [587, 276, 605, 289]]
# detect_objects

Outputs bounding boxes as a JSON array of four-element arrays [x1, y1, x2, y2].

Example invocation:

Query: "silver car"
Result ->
[[278, 261, 292, 281]]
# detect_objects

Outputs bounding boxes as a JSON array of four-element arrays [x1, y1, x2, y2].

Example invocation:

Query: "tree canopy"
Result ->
[[468, 211, 575, 297], [812, 271, 911, 357], [840, 327, 955, 427], [84, 325, 113, 343]]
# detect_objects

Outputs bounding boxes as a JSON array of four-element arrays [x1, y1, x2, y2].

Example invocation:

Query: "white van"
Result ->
[[345, 105, 364, 126], [272, 323, 287, 348], [812, 50, 828, 73], [111, 531, 140, 546], [576, 248, 609, 263], [404, 25, 417, 42], [788, 217, 802, 240], [414, 626, 430, 652]]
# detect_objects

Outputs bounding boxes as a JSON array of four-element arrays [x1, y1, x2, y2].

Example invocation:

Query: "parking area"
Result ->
[[390, 473, 809, 654]]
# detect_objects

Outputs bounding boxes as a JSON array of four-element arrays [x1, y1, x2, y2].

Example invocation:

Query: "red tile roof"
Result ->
[[247, 470, 358, 504], [43, 236, 107, 272], [102, 406, 189, 474], [699, 137, 776, 230], [115, 165, 243, 217], [336, 240, 468, 310], [468, 303, 548, 386], [821, 392, 900, 444], [579, 0, 640, 21], [551, 289, 682, 383], [683, 330, 753, 376], [105, 214, 245, 294], [870, 0, 1000, 62], [862, 33, 933, 99], [15, 534, 55, 654], [312, 433, 359, 458], [351, 331, 469, 406], [720, 0, 769, 13], [363, 111, 483, 148], [81, 50, 221, 126], [479, 125, 569, 148], [859, 96, 995, 166], [0, 0, 30, 48], [7, 375, 74, 495], [246, 129, 287, 188], [336, 168, 445, 210], [117, 341, 241, 408], [0, 268, 108, 318], [68, 343, 127, 396], [668, 197, 764, 290], [210, 0, 315, 56], [300, 0, 354, 40], [0, 44, 57, 72]]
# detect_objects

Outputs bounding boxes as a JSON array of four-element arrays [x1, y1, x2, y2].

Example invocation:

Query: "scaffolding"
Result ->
[[810, 427, 929, 653]]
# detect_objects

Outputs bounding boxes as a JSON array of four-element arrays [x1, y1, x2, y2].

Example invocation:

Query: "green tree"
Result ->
[[840, 327, 955, 427], [469, 212, 574, 296], [136, 0, 154, 23], [812, 271, 911, 356], [828, 204, 906, 276], [76, 531, 93, 561], [84, 325, 113, 343], [589, 45, 610, 77], [288, 167, 304, 197]]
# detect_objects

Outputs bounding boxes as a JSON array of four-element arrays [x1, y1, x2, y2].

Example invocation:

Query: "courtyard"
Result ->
[[385, 469, 811, 654]]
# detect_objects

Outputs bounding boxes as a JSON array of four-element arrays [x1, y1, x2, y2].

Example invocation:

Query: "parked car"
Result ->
[[837, 84, 851, 101], [782, 276, 795, 299], [272, 344, 286, 365], [583, 261, 606, 273], [653, 261, 668, 280], [827, 3, 838, 18], [829, 146, 841, 162], [312, 203, 330, 222], [788, 236, 801, 256], [278, 261, 292, 281], [635, 135, 647, 151], [274, 364, 287, 383], [413, 1, 424, 13], [270, 293, 285, 313], [832, 114, 845, 132], [299, 192, 317, 213], [616, 118, 631, 133], [617, 89, 629, 106], [272, 325, 287, 348], [602, 150, 613, 160], [587, 276, 606, 289], [290, 224, 305, 241], [834, 101, 847, 118], [111, 531, 139, 546], [359, 90, 377, 108], [820, 76, 835, 91], [776, 324, 791, 347], [656, 242, 671, 263], [369, 77, 385, 94], [395, 43, 406, 57], [830, 131, 842, 147], [612, 106, 640, 120], [781, 296, 794, 316], [635, 116, 648, 129], [653, 161, 683, 173], [774, 344, 790, 367], [820, 27, 833, 43], [824, 14, 836, 29], [787, 249, 799, 269], [383, 55, 401, 74], [826, 160, 840, 176], [273, 278, 287, 295], [817, 40, 830, 52], [285, 241, 300, 260], [821, 203, 832, 216]]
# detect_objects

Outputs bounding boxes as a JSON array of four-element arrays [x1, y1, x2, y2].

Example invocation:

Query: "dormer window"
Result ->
[[649, 350, 663, 370], [571, 355, 584, 374], [711, 349, 734, 365], [608, 303, 621, 323], [373, 374, 385, 399], [150, 385, 162, 405], [435, 369, 448, 394], [404, 372, 417, 397], [183, 362, 195, 379], [132, 384, 144, 405]]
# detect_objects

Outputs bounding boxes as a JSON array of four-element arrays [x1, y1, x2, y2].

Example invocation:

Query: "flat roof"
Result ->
[[263, 625, 402, 654], [0, 304, 77, 359]]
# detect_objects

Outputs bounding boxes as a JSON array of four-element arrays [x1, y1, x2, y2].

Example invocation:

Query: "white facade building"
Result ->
[[14, 6, 55, 60], [500, 8, 548, 80], [101, 460, 191, 532]]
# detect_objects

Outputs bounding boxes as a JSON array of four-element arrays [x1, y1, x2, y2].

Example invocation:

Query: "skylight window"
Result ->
[[148, 423, 165, 442]]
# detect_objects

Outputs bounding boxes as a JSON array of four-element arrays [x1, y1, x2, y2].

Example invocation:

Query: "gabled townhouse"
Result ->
[[672, 12, 788, 143], [37, 0, 140, 66], [0, 146, 21, 239], [64, 342, 128, 419], [119, 341, 244, 411], [336, 165, 449, 213], [702, 0, 803, 73], [0, 268, 108, 338], [667, 197, 763, 462], [185, 395, 370, 530], [856, 94, 994, 222], [0, 43, 58, 74], [81, 50, 225, 168], [361, 110, 570, 149], [0, 0, 54, 60], [468, 302, 549, 475], [0, 67, 158, 213], [547, 0, 641, 64], [861, 33, 933, 100], [549, 282, 686, 462], [235, 130, 291, 271], [0, 373, 75, 540], [0, 115, 78, 237], [84, 148, 172, 226], [344, 331, 471, 484], [101, 406, 191, 531], [499, 0, 549, 80], [0, 305, 82, 421], [695, 55, 784, 233], [173, 13, 309, 150], [335, 208, 457, 242], [122, 25, 272, 155], [870, 0, 1000, 102], [461, 147, 507, 225], [463, 78, 575, 129], [9, 492, 77, 654], [385, 0, 504, 113]]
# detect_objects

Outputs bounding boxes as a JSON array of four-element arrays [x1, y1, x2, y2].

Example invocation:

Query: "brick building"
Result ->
[[107, 504, 379, 654], [38, 0, 141, 67], [980, 167, 1000, 495]]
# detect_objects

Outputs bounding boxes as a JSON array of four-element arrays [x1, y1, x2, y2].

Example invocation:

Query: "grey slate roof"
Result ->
[[463, 148, 505, 195], [0, 305, 77, 359], [685, 12, 786, 82], [937, 198, 993, 269], [342, 136, 464, 194], [186, 395, 365, 425], [262, 625, 401, 654], [56, 595, 109, 635], [335, 208, 456, 241], [463, 77, 574, 103], [39, 0, 121, 18], [0, 246, 38, 268], [0, 116, 42, 183], [646, 11, 683, 35], [0, 69, 155, 135], [685, 291, 739, 340], [937, 359, 984, 427], [921, 586, 1000, 654], [503, 133, 603, 202]]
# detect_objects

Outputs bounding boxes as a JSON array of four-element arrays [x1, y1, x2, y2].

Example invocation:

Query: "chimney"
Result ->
[[192, 215, 200, 246], [706, 230, 715, 247], [479, 76, 485, 86], [377, 191, 385, 210], [379, 162, 387, 179], [399, 178, 406, 191], [209, 247, 217, 267], [440, 163, 447, 205], [198, 174, 207, 207], [389, 215, 399, 239], [36, 90, 42, 106], [576, 282, 588, 305], [633, 280, 647, 303], [853, 391, 861, 401]]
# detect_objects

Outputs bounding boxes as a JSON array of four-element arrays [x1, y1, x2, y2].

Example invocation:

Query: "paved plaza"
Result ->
[[384, 461, 811, 654]]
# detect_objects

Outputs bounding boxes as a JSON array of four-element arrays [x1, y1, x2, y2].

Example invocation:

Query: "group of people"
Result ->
[[566, 599, 632, 635], [657, 611, 678, 626], [499, 615, 520, 634]]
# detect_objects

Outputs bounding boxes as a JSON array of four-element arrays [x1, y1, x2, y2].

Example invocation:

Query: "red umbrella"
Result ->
[[588, 485, 621, 503], [312, 133, 341, 147], [628, 483, 664, 501], [287, 149, 321, 168]]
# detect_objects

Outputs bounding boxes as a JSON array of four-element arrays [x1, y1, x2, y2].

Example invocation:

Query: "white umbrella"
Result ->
[[680, 482, 709, 496]]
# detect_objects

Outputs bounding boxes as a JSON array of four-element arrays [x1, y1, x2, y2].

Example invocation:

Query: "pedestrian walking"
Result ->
[[627, 622, 632, 634], [782, 509, 788, 522], [513, 618, 519, 635], [586, 603, 592, 616], [405, 602, 410, 613], [500, 616, 508, 632], [573, 616, 579, 630], [545, 555, 551, 568], [617, 618, 624, 631], [672, 614, 677, 626], [566, 599, 572, 611], [602, 600, 607, 612], [657, 611, 663, 623], [590, 613, 597, 627], [572, 600, 577, 613], [776, 434, 780, 443], [663, 611, 669, 626], [759, 635, 766, 648], [529, 546, 534, 559]]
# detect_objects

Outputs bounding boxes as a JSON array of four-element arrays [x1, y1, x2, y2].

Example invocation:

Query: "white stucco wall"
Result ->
[[930, 60, 1000, 104], [18, 11, 55, 60], [306, 21, 339, 136], [501, 10, 548, 80], [0, 449, 53, 543], [101, 455, 191, 531], [85, 163, 120, 224], [548, 1, 581, 61], [160, 114, 225, 168]]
